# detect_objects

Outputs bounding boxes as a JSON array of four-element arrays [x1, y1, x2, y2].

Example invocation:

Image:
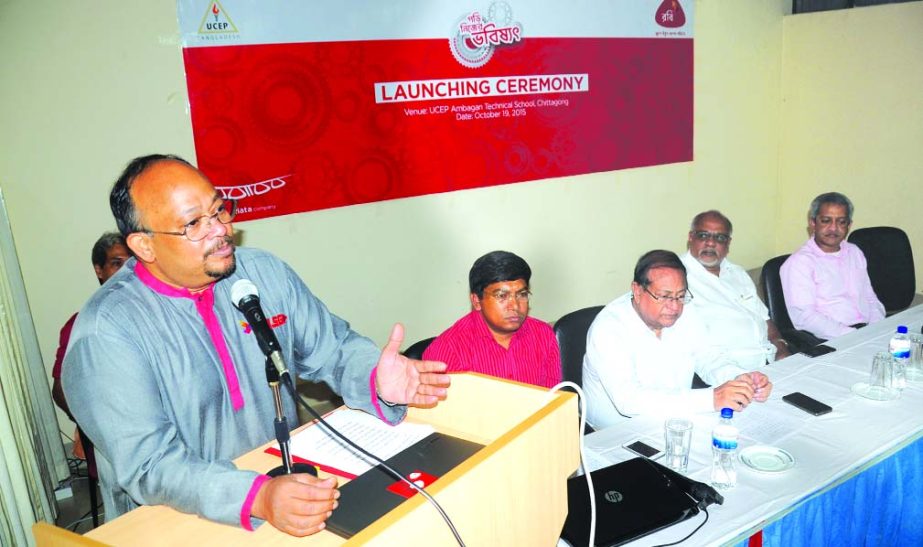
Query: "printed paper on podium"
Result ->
[[265, 408, 434, 478]]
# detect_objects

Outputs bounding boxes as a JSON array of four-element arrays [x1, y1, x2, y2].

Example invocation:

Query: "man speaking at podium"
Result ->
[[63, 155, 450, 537]]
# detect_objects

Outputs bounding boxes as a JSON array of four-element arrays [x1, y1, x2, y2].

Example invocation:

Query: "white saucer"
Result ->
[[739, 446, 795, 473], [851, 382, 900, 401]]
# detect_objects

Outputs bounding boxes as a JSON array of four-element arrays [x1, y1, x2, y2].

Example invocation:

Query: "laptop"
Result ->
[[561, 457, 709, 547], [326, 432, 484, 538]]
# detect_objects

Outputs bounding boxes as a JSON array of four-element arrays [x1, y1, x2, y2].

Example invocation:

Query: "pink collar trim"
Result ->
[[133, 261, 244, 411], [134, 261, 210, 299]]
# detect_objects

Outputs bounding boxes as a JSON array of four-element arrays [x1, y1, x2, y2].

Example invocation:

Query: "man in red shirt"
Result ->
[[52, 232, 131, 419], [51, 232, 130, 473], [424, 251, 562, 388]]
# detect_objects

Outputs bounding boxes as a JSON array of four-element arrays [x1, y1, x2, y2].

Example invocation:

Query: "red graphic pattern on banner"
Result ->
[[184, 37, 692, 220]]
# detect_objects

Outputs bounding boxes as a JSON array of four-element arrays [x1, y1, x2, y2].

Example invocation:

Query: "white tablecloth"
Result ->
[[581, 306, 923, 546]]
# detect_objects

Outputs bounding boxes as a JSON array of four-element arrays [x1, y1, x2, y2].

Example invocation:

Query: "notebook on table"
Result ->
[[326, 432, 484, 538], [561, 457, 709, 547]]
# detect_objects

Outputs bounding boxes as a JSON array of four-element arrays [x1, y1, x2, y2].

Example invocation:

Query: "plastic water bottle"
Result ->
[[890, 325, 911, 390], [710, 408, 738, 490]]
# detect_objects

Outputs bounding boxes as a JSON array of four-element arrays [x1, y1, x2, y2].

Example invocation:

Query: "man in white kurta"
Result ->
[[681, 210, 791, 369], [583, 250, 773, 429]]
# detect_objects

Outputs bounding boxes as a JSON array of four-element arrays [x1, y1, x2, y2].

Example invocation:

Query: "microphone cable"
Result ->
[[280, 373, 465, 546], [232, 280, 463, 542], [547, 381, 595, 547]]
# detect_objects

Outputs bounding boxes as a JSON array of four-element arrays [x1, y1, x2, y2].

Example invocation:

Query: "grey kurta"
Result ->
[[62, 247, 404, 526]]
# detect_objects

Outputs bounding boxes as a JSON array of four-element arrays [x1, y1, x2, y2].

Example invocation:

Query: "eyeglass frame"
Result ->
[[642, 286, 693, 305], [691, 230, 731, 244], [486, 288, 532, 305], [139, 199, 237, 242]]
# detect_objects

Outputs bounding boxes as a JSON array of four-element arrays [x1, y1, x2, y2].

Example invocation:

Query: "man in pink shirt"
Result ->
[[780, 192, 885, 340], [424, 251, 562, 388]]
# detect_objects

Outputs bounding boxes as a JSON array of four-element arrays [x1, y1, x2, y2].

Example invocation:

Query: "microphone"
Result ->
[[232, 279, 316, 478], [231, 279, 288, 377]]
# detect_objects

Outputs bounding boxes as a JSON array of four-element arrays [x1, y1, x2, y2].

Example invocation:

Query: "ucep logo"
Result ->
[[239, 314, 287, 334]]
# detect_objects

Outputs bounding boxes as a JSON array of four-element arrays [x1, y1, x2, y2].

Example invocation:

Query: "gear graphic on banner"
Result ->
[[449, 2, 522, 69]]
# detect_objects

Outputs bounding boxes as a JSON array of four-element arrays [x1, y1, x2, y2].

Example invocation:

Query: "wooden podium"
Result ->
[[84, 373, 579, 546]]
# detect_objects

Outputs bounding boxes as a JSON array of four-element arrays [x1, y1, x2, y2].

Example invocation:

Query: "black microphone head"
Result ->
[[231, 279, 259, 309]]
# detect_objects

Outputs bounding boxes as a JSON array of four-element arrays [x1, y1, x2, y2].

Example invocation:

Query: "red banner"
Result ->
[[180, 2, 693, 220]]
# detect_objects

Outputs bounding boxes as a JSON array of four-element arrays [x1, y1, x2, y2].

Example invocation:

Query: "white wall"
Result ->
[[779, 2, 923, 277], [1, 1, 790, 434]]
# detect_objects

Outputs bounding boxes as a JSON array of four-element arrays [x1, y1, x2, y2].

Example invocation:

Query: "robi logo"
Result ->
[[240, 314, 287, 334], [655, 0, 686, 28]]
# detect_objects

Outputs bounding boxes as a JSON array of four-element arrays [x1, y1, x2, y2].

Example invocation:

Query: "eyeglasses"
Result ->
[[488, 289, 532, 305], [143, 200, 237, 242], [815, 217, 850, 228], [643, 286, 693, 305], [692, 231, 730, 244]]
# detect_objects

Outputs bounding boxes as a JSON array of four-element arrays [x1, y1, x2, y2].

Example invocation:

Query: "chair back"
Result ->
[[553, 306, 604, 387], [848, 227, 915, 315], [402, 337, 435, 360], [760, 254, 794, 331]]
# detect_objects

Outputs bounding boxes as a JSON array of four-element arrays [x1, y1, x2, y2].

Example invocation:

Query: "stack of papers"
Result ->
[[266, 408, 434, 478]]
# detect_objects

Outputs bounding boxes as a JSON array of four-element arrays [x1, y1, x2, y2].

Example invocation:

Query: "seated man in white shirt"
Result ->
[[583, 250, 773, 429], [681, 210, 791, 369]]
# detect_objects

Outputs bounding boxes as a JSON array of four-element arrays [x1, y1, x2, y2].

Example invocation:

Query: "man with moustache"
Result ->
[[582, 250, 772, 429], [423, 251, 561, 388], [63, 155, 450, 537], [781, 192, 884, 340], [681, 210, 791, 368]]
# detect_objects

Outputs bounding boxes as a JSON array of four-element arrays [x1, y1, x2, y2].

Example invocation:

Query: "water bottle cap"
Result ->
[[720, 408, 733, 419], [897, 326, 908, 334]]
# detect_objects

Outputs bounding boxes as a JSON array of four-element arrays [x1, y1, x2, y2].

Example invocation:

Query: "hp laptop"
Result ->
[[561, 457, 720, 547]]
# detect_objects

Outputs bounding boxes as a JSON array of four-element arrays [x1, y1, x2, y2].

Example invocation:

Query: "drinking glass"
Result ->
[[868, 351, 896, 399], [664, 418, 693, 474]]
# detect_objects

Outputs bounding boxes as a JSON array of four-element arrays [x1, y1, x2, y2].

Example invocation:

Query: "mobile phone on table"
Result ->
[[800, 344, 836, 357], [782, 392, 832, 416], [623, 440, 663, 460]]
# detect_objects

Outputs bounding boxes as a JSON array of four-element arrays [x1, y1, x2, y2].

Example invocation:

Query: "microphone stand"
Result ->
[[264, 356, 317, 477]]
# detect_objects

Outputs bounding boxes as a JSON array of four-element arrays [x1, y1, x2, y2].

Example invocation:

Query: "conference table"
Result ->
[[581, 305, 923, 546]]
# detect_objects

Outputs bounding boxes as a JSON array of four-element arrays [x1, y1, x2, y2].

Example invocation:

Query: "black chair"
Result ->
[[760, 254, 826, 353], [553, 306, 604, 389], [402, 337, 435, 360], [691, 373, 710, 389], [848, 227, 915, 316], [554, 306, 605, 434], [75, 427, 101, 528]]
